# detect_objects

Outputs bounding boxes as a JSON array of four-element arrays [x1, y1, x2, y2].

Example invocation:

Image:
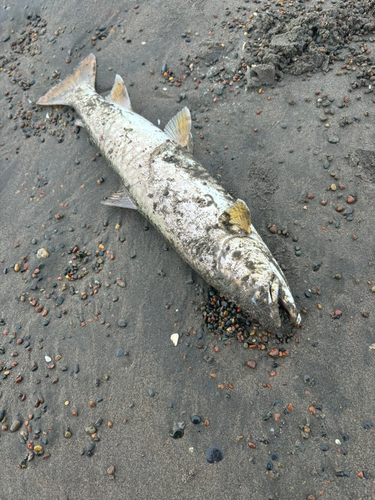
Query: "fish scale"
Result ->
[[37, 54, 300, 332]]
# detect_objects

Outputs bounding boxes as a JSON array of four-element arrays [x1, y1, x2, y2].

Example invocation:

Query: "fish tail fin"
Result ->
[[37, 54, 96, 106]]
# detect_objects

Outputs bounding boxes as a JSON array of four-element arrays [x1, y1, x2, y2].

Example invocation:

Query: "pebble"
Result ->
[[171, 428, 184, 439], [205, 446, 224, 463], [10, 420, 21, 432], [191, 415, 201, 424], [116, 348, 124, 357], [118, 321, 127, 327], [328, 136, 340, 144], [36, 248, 49, 259], [45, 356, 51, 362], [86, 443, 95, 456], [64, 430, 72, 438], [148, 389, 155, 397], [85, 424, 96, 435], [107, 465, 115, 475], [171, 333, 179, 346]]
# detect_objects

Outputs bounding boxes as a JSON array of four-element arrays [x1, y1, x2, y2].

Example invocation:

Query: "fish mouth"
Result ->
[[278, 289, 301, 325], [270, 276, 300, 326]]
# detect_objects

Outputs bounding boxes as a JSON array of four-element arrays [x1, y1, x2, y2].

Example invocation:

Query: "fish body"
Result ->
[[37, 54, 301, 331]]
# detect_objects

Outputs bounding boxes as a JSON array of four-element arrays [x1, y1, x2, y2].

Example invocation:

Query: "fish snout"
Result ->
[[278, 281, 301, 326], [251, 275, 300, 330]]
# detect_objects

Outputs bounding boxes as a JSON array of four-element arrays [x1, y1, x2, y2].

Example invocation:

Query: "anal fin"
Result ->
[[164, 107, 193, 152], [105, 75, 132, 110], [101, 188, 137, 210]]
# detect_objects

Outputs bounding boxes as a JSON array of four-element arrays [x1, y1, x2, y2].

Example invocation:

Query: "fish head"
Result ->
[[217, 233, 301, 331]]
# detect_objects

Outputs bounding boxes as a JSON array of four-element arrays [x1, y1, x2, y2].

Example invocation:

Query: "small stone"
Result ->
[[37, 248, 49, 259], [118, 321, 127, 328], [205, 446, 224, 463], [347, 196, 355, 204], [334, 310, 342, 317], [85, 424, 96, 435], [171, 333, 179, 346], [84, 443, 94, 456], [148, 389, 155, 397], [320, 444, 329, 451], [191, 415, 201, 424], [107, 465, 115, 475], [10, 419, 21, 432], [330, 184, 337, 191], [328, 136, 340, 143], [116, 348, 124, 357], [64, 430, 72, 438], [44, 356, 51, 362], [268, 348, 279, 357], [34, 445, 42, 452], [14, 263, 20, 272], [171, 429, 184, 439], [247, 360, 256, 369]]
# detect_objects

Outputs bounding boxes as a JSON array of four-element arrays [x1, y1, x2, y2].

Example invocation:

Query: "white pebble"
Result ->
[[170, 333, 179, 346], [45, 356, 52, 362]]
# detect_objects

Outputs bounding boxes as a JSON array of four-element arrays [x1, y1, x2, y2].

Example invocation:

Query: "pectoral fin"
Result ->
[[101, 188, 137, 209], [106, 75, 132, 110], [164, 107, 193, 152]]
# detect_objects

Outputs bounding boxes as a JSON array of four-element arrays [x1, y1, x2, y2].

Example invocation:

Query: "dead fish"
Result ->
[[37, 54, 301, 332]]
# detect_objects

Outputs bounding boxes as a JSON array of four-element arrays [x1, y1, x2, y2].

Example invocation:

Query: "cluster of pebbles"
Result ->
[[200, 289, 294, 347]]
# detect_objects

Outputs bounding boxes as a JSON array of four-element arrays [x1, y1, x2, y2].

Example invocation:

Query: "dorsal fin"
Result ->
[[101, 187, 137, 210], [164, 107, 193, 152], [105, 75, 132, 110]]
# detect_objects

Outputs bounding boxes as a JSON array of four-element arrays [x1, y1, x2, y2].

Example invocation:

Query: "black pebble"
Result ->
[[266, 461, 273, 470], [74, 365, 79, 373], [362, 421, 374, 430], [305, 291, 311, 298], [205, 446, 224, 464], [320, 445, 329, 451], [56, 297, 64, 305], [172, 429, 184, 439], [55, 312, 62, 318], [342, 433, 349, 442], [191, 415, 201, 425]]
